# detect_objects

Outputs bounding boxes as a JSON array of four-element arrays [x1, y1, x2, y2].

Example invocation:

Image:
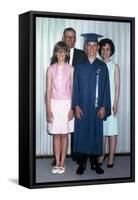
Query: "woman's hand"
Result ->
[[97, 107, 105, 119], [113, 103, 118, 117]]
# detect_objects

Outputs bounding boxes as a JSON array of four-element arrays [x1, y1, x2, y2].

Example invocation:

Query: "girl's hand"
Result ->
[[68, 109, 74, 121], [47, 110, 54, 123]]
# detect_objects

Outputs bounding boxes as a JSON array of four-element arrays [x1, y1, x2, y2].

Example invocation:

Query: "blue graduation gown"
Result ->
[[72, 58, 111, 155]]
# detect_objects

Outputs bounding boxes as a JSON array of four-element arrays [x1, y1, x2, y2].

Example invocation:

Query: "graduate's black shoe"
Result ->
[[95, 166, 104, 174], [91, 165, 104, 174], [76, 165, 85, 175], [91, 164, 96, 170]]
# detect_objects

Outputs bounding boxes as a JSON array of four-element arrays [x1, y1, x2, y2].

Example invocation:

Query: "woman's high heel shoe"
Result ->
[[107, 163, 114, 168], [98, 155, 106, 165], [107, 157, 115, 168]]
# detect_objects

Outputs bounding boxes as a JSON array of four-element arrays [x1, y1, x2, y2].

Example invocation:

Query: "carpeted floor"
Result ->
[[35, 155, 131, 183]]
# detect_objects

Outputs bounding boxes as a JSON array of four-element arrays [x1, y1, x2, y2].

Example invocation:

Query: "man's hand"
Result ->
[[97, 107, 105, 119], [75, 106, 83, 119]]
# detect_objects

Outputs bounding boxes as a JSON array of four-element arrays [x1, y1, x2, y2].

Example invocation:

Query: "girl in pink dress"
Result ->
[[46, 41, 74, 174]]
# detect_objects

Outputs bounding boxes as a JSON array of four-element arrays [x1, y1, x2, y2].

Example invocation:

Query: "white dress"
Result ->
[[103, 61, 118, 136], [47, 99, 74, 134]]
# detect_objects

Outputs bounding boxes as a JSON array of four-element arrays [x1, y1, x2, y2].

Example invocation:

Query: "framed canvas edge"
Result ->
[[19, 10, 135, 189]]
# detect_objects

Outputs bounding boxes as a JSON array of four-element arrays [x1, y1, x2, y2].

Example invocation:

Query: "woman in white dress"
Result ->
[[98, 38, 120, 167]]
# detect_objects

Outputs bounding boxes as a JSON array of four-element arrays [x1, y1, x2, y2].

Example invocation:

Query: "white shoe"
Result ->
[[58, 166, 65, 174], [52, 166, 59, 174]]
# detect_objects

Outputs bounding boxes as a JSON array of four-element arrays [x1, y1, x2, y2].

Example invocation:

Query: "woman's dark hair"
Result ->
[[51, 41, 69, 63], [98, 38, 115, 57]]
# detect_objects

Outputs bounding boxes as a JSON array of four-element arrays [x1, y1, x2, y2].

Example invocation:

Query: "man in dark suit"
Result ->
[[51, 27, 87, 66], [51, 27, 87, 165]]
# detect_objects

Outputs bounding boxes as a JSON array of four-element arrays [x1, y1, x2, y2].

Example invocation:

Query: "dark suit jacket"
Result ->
[[72, 48, 87, 67]]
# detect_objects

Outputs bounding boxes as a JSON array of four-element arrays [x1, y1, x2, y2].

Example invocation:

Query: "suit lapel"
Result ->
[[72, 48, 77, 66]]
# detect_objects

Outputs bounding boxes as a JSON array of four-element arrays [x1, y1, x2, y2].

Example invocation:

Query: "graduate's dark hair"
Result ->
[[51, 41, 69, 63], [63, 27, 76, 37], [98, 38, 115, 57]]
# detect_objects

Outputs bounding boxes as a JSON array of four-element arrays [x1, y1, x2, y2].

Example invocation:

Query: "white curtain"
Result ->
[[36, 17, 130, 156]]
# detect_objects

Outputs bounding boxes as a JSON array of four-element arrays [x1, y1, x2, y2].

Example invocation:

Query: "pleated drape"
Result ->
[[36, 17, 130, 156]]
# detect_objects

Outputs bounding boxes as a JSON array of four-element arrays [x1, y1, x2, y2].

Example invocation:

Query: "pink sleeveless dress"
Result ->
[[47, 63, 74, 134]]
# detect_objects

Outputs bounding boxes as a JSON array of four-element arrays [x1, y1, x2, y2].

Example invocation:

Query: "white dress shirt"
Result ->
[[69, 48, 74, 65]]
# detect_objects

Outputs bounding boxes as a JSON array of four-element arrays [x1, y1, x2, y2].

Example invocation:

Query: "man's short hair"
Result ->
[[63, 27, 76, 37]]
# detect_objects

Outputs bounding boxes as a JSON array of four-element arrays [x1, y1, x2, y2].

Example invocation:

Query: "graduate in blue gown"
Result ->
[[72, 33, 111, 175]]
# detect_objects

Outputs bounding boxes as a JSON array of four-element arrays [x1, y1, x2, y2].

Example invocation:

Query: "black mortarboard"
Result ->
[[81, 33, 103, 42]]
